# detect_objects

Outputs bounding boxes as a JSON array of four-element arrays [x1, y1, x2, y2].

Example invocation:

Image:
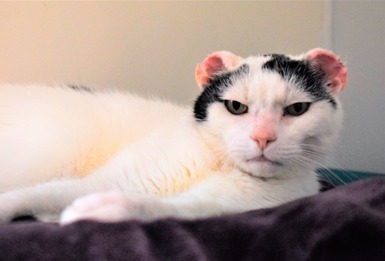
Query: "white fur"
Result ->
[[0, 53, 343, 224]]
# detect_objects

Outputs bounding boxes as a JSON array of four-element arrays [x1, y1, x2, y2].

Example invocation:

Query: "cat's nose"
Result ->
[[251, 113, 278, 150], [253, 136, 277, 150], [250, 127, 277, 150]]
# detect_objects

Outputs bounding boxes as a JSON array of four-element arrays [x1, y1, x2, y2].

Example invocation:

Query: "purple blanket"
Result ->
[[1, 178, 384, 261]]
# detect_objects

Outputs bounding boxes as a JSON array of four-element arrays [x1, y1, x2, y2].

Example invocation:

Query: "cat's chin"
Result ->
[[238, 158, 284, 178]]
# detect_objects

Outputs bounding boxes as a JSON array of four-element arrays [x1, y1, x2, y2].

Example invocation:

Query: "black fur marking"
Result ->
[[67, 85, 94, 93], [194, 64, 249, 121], [262, 55, 336, 107], [11, 215, 37, 222]]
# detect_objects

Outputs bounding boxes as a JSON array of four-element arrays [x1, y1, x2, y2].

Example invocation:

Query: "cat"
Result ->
[[0, 48, 347, 224]]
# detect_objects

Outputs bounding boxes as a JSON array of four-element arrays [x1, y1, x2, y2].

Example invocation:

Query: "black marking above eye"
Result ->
[[262, 55, 337, 108], [193, 64, 250, 121], [284, 102, 311, 116], [224, 100, 248, 115]]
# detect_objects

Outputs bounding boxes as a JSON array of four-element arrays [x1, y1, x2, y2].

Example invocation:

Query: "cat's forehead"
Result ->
[[221, 55, 311, 107]]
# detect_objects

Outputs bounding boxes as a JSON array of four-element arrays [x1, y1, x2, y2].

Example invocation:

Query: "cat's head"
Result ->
[[194, 49, 347, 178]]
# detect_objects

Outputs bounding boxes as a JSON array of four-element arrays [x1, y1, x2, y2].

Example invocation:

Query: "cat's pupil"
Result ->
[[232, 101, 241, 110], [293, 103, 303, 112]]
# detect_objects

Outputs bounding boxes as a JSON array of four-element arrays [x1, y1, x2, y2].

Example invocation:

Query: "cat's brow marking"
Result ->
[[262, 55, 337, 108], [194, 64, 250, 121]]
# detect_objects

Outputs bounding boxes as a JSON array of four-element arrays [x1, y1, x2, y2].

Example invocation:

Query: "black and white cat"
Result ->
[[0, 48, 347, 224]]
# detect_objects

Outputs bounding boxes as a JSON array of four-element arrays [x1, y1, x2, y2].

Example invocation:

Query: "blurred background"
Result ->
[[0, 2, 384, 174]]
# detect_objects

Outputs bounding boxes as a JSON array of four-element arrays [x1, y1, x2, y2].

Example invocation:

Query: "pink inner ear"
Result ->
[[195, 51, 241, 88], [307, 49, 347, 93], [195, 55, 225, 87]]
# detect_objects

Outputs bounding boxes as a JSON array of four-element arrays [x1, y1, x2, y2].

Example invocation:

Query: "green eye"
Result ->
[[284, 102, 311, 116], [224, 100, 248, 115]]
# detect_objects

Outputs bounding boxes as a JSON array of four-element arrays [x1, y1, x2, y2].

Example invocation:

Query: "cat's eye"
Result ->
[[284, 102, 311, 116], [224, 100, 248, 115]]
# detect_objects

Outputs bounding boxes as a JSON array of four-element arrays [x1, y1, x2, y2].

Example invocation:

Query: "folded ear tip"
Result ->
[[307, 48, 337, 60], [306, 48, 347, 93]]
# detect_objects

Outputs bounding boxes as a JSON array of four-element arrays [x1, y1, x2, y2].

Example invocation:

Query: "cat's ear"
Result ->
[[306, 48, 347, 94], [195, 51, 242, 88]]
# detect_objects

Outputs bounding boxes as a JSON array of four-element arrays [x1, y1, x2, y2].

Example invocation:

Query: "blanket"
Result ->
[[0, 178, 384, 261]]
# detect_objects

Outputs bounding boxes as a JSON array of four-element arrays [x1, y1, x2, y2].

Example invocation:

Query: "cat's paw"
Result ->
[[0, 192, 21, 223], [60, 191, 165, 225]]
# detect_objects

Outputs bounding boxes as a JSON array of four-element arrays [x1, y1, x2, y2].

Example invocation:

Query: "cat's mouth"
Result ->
[[239, 155, 284, 178], [246, 155, 283, 166]]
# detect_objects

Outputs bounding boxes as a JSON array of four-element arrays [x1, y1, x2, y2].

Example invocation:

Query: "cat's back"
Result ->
[[0, 84, 188, 191]]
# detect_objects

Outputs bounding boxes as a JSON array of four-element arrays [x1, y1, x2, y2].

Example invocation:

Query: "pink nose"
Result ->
[[250, 128, 277, 150], [253, 136, 277, 150]]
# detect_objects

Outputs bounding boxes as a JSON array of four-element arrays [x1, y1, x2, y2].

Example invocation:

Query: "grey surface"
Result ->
[[327, 1, 385, 173]]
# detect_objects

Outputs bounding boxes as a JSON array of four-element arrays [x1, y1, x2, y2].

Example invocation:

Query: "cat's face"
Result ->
[[194, 49, 347, 178]]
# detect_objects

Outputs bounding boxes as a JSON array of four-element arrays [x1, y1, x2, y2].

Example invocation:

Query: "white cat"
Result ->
[[0, 48, 347, 224]]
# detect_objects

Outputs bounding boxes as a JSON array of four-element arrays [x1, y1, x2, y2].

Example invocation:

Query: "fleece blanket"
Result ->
[[0, 178, 384, 261]]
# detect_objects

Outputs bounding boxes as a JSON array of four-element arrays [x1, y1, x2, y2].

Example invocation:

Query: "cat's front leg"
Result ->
[[60, 191, 168, 224], [0, 189, 60, 223], [0, 191, 26, 223], [60, 171, 268, 224], [0, 176, 113, 223]]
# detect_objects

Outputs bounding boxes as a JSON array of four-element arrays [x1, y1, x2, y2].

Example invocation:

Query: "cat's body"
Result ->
[[0, 49, 347, 223], [0, 85, 193, 191]]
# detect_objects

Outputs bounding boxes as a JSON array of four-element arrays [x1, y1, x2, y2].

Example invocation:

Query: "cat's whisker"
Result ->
[[316, 164, 349, 186], [317, 157, 358, 184], [212, 149, 239, 171], [288, 152, 348, 187]]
